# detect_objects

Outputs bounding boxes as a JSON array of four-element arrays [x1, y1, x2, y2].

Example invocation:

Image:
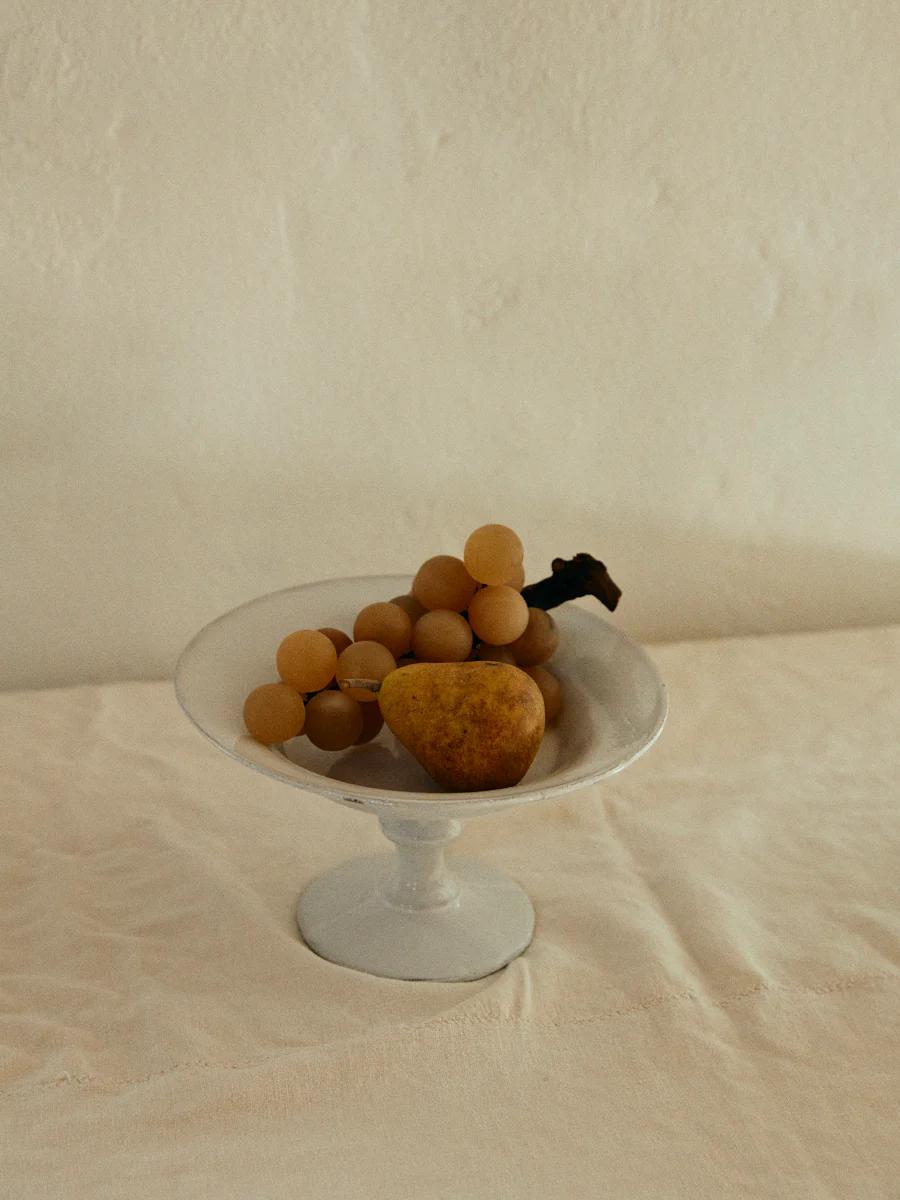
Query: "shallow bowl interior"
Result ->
[[175, 575, 667, 819]]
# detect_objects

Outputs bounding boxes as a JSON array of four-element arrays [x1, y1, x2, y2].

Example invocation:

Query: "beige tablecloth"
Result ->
[[2, 626, 899, 1198]]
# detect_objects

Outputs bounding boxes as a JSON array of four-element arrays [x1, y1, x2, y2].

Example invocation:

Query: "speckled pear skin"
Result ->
[[378, 661, 545, 791]]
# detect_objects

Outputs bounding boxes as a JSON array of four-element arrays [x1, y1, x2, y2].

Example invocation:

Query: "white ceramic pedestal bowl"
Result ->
[[175, 575, 667, 982]]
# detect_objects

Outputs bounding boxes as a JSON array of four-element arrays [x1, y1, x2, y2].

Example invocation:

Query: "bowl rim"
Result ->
[[174, 574, 668, 810]]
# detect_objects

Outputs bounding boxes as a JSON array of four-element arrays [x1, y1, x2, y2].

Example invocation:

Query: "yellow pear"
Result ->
[[378, 661, 545, 791]]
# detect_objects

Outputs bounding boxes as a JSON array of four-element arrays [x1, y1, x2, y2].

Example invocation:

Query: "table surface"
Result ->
[[2, 625, 899, 1199]]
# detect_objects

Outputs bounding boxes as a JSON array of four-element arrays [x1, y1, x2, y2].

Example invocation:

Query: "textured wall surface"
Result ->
[[2, 1, 899, 689]]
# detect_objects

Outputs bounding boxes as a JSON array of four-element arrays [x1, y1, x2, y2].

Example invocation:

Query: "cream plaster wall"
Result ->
[[2, 1, 899, 689]]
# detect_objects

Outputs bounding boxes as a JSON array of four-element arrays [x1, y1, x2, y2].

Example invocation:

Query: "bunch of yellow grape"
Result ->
[[243, 523, 563, 751]]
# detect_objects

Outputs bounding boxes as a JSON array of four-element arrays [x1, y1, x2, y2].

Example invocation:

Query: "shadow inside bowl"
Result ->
[[283, 736, 441, 792]]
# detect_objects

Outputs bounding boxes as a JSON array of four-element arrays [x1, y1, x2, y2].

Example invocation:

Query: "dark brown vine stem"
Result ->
[[520, 553, 622, 613]]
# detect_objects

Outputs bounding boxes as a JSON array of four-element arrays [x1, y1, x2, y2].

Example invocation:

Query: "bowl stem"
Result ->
[[377, 816, 463, 910]]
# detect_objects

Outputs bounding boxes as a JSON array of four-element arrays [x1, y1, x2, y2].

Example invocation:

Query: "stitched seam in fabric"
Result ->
[[1, 970, 895, 1098]]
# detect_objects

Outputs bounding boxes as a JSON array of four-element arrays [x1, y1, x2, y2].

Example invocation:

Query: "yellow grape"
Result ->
[[243, 683, 305, 744], [476, 643, 517, 664], [524, 665, 562, 722], [509, 608, 559, 666], [504, 561, 526, 590], [463, 524, 524, 586], [412, 555, 478, 612], [390, 593, 427, 624], [276, 629, 338, 692], [355, 702, 385, 744], [467, 585, 529, 645], [412, 610, 473, 662], [353, 602, 412, 658], [318, 627, 352, 656], [304, 691, 364, 750], [336, 641, 397, 702]]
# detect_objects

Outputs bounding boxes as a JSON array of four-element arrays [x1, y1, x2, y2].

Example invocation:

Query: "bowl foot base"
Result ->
[[297, 854, 535, 981]]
